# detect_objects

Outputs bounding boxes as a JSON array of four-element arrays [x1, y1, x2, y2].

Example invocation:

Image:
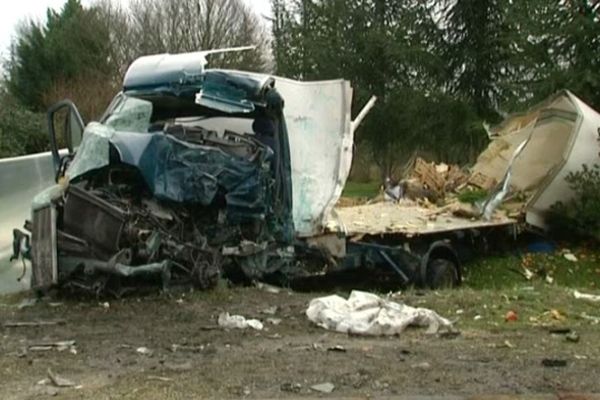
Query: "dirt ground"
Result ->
[[2, 283, 600, 399]]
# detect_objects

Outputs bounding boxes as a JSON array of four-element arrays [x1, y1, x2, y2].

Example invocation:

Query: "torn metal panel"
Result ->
[[122, 47, 256, 92], [270, 78, 355, 237], [471, 90, 600, 229]]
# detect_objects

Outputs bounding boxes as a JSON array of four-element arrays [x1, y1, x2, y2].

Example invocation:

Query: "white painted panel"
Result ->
[[273, 78, 353, 237]]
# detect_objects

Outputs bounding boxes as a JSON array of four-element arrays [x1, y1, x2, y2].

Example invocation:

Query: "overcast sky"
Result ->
[[0, 0, 272, 61]]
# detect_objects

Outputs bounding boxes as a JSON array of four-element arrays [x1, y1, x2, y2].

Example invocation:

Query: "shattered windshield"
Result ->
[[103, 96, 153, 133], [102, 94, 255, 137]]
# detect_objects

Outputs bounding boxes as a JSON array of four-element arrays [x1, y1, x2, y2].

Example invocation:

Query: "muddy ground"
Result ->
[[1, 283, 600, 399]]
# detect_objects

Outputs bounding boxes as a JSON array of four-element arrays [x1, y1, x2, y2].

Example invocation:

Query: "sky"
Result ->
[[0, 0, 272, 61]]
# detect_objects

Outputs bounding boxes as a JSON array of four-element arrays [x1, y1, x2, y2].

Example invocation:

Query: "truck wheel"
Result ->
[[426, 258, 458, 289]]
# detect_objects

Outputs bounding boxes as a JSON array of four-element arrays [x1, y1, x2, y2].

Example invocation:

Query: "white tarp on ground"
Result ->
[[306, 290, 453, 336]]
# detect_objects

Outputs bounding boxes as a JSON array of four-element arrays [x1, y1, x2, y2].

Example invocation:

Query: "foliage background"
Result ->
[[1, 0, 599, 177]]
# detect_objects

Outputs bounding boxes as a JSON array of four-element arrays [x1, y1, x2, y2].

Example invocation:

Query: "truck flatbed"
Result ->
[[328, 201, 516, 237]]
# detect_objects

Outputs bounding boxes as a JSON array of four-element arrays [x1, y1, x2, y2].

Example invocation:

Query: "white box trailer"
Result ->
[[470, 90, 600, 230]]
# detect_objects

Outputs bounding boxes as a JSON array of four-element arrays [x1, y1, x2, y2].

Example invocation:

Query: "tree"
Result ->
[[124, 0, 271, 72], [6, 0, 113, 114], [442, 0, 509, 120], [504, 0, 600, 111], [271, 0, 484, 179]]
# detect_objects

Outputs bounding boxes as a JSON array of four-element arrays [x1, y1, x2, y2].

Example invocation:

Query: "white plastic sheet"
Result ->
[[218, 312, 264, 330], [306, 291, 453, 336]]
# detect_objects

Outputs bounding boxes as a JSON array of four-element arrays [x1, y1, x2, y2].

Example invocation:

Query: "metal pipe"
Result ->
[[351, 96, 378, 133]]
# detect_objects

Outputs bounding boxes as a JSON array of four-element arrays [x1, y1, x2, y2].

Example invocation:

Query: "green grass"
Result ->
[[457, 188, 489, 204], [342, 181, 380, 198], [464, 248, 600, 290], [403, 284, 600, 331]]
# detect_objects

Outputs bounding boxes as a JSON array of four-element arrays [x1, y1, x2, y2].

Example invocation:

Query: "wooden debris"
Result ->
[[47, 369, 76, 387], [410, 158, 469, 200], [468, 172, 497, 191], [4, 320, 66, 328]]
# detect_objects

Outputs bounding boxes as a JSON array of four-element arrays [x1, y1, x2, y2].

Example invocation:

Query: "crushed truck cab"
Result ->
[[17, 51, 369, 295]]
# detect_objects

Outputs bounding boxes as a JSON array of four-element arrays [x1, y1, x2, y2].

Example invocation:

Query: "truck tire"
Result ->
[[426, 258, 459, 289]]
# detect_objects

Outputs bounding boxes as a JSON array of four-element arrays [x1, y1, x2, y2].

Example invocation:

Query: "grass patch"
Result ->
[[403, 284, 600, 332], [463, 248, 600, 290], [342, 181, 380, 198], [457, 188, 489, 204]]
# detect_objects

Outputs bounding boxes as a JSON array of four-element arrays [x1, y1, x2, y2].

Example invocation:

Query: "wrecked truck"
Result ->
[[15, 48, 599, 295], [13, 50, 379, 296]]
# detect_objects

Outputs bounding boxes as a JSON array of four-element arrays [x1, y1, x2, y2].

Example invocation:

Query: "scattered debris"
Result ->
[[411, 157, 468, 199], [261, 306, 278, 315], [574, 290, 600, 302], [29, 340, 76, 354], [136, 347, 153, 356], [581, 313, 600, 324], [281, 382, 302, 393], [541, 358, 567, 368], [502, 340, 516, 349], [306, 290, 453, 336], [255, 282, 284, 294], [384, 178, 403, 202], [566, 331, 580, 343], [3, 320, 66, 328], [564, 253, 578, 262], [47, 369, 76, 387], [310, 382, 335, 394], [550, 309, 566, 321], [504, 310, 518, 322], [411, 362, 431, 370], [327, 345, 347, 352], [17, 298, 38, 309], [218, 312, 264, 330], [147, 376, 174, 382]]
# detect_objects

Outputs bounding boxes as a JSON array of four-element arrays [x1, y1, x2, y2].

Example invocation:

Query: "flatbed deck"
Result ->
[[327, 201, 516, 237]]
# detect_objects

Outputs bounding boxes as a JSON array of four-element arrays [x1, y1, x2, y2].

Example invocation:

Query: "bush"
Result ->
[[549, 164, 600, 241], [0, 91, 48, 158]]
